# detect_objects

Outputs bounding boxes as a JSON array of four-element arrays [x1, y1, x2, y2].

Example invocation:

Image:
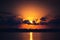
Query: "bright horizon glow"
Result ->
[[15, 3, 53, 29], [16, 3, 51, 23]]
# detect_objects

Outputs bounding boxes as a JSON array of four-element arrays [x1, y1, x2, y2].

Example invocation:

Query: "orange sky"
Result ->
[[12, 2, 54, 29], [14, 3, 52, 23]]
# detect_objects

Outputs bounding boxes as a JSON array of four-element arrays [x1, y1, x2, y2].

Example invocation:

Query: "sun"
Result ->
[[30, 21, 33, 23]]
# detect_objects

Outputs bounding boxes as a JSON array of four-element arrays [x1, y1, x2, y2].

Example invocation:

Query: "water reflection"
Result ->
[[18, 32, 41, 40], [0, 32, 60, 40], [30, 32, 33, 40]]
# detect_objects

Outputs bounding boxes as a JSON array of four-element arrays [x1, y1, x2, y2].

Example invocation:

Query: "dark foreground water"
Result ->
[[0, 32, 60, 40]]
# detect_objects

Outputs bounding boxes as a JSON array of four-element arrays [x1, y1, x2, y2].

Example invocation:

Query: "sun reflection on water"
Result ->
[[30, 32, 33, 40]]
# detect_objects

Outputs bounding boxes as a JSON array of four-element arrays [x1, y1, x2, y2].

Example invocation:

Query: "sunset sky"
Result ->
[[0, 0, 60, 29]]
